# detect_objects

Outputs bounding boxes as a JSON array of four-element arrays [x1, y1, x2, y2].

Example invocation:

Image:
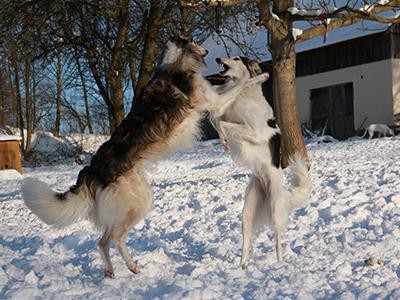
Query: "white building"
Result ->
[[292, 24, 400, 139]]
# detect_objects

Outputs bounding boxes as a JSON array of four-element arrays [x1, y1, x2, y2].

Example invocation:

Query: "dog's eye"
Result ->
[[233, 57, 241, 61]]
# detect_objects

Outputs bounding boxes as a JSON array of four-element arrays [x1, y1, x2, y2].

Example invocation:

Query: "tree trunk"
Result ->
[[271, 48, 307, 167], [134, 0, 163, 103], [76, 56, 93, 134], [127, 45, 137, 94], [108, 0, 129, 131], [8, 37, 25, 149], [11, 61, 24, 151], [32, 65, 38, 131], [0, 73, 5, 127], [87, 55, 114, 131], [55, 47, 62, 137], [24, 53, 33, 157], [65, 103, 84, 134], [7, 66, 18, 129], [258, 0, 308, 168]]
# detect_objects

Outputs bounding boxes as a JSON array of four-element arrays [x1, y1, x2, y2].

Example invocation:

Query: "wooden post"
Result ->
[[0, 135, 22, 173]]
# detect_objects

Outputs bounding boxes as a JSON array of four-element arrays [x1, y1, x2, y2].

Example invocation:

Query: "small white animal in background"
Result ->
[[362, 124, 394, 139], [211, 56, 312, 267]]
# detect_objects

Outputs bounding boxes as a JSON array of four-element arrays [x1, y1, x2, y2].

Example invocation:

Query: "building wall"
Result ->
[[296, 59, 394, 130], [392, 59, 400, 129]]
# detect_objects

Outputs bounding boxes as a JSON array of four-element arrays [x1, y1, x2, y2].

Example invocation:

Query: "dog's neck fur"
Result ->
[[157, 56, 205, 96], [157, 68, 194, 95]]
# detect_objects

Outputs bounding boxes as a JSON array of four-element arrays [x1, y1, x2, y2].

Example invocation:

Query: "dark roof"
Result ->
[[293, 23, 400, 77]]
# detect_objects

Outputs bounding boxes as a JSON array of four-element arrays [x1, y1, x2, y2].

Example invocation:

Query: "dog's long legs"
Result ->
[[111, 209, 141, 274], [99, 230, 114, 278], [240, 176, 264, 268], [215, 120, 229, 150]]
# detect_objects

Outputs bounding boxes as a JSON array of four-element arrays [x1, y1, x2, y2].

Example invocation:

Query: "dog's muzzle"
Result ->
[[216, 57, 230, 75]]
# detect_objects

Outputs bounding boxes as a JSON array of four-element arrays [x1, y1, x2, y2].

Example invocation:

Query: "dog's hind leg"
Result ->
[[99, 230, 114, 278], [111, 209, 142, 274], [368, 129, 373, 139], [240, 176, 265, 268]]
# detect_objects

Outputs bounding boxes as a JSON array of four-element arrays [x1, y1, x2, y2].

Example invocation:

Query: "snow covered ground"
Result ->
[[1, 137, 400, 299]]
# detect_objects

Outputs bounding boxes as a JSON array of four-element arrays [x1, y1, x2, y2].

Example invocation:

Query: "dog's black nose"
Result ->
[[215, 57, 221, 63]]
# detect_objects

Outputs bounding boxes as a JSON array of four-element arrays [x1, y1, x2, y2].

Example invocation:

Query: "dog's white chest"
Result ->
[[165, 110, 202, 156]]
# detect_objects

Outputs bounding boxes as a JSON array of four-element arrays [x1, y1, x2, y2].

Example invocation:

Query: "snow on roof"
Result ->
[[0, 134, 22, 141]]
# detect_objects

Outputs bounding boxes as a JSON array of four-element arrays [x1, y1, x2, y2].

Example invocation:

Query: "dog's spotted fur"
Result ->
[[212, 56, 311, 266]]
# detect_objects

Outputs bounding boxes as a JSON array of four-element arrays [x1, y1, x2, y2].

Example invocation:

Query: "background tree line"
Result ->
[[0, 0, 399, 164], [0, 0, 253, 158]]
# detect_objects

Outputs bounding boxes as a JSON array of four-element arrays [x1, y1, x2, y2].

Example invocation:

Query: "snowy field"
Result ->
[[1, 137, 400, 299]]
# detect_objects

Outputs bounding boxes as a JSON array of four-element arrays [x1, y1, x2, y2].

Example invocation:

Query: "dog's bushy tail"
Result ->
[[21, 178, 93, 228], [286, 153, 312, 210]]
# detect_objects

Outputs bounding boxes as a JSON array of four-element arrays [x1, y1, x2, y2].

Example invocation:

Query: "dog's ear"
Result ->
[[178, 34, 193, 43], [239, 56, 262, 77], [248, 61, 262, 77], [171, 34, 192, 46]]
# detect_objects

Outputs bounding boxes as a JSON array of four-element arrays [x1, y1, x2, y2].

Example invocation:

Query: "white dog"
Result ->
[[362, 123, 394, 139], [212, 56, 312, 267]]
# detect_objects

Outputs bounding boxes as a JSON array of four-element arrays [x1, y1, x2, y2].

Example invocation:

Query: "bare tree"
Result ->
[[75, 54, 93, 134], [0, 0, 248, 138], [181, 0, 400, 166], [55, 47, 63, 137]]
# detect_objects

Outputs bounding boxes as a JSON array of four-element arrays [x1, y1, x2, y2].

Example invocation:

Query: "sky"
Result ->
[[202, 20, 392, 75]]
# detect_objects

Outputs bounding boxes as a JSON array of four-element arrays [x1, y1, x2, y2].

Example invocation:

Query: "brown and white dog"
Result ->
[[21, 37, 268, 278], [212, 56, 312, 267]]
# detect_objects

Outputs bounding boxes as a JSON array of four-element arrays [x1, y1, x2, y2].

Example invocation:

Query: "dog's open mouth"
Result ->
[[218, 63, 230, 75]]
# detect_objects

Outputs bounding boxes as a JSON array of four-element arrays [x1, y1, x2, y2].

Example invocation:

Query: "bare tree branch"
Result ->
[[298, 0, 400, 41], [180, 0, 257, 9]]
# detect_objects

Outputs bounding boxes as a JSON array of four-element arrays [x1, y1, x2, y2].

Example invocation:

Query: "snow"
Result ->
[[360, 3, 375, 13], [1, 136, 400, 298], [0, 169, 22, 180], [13, 131, 109, 166], [292, 28, 303, 40], [0, 134, 21, 141], [287, 6, 337, 16], [359, 0, 391, 13], [269, 2, 281, 21]]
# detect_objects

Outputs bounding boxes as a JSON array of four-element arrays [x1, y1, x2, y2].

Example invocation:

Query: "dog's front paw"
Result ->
[[260, 72, 270, 82], [250, 73, 270, 85]]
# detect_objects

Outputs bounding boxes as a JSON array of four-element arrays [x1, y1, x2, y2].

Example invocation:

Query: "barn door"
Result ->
[[310, 82, 354, 140]]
